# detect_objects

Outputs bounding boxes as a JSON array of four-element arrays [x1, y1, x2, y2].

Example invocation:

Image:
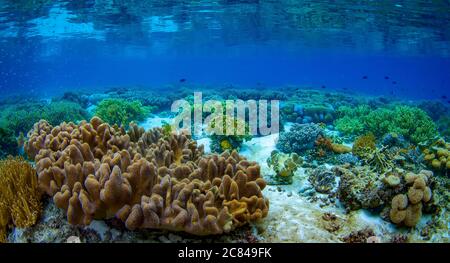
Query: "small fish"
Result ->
[[343, 88, 348, 91], [442, 95, 448, 99], [384, 76, 390, 80], [447, 100, 450, 104], [179, 78, 187, 83], [321, 85, 326, 89], [362, 76, 368, 79], [392, 81, 397, 85]]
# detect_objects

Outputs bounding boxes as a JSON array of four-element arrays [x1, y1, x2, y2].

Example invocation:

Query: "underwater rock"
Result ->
[[276, 123, 324, 155], [381, 133, 409, 149], [25, 117, 269, 236]]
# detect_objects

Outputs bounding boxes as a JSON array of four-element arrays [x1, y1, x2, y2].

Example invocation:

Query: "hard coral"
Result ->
[[277, 123, 324, 155], [0, 157, 41, 243], [315, 135, 351, 157], [335, 105, 437, 144], [352, 133, 376, 158], [25, 117, 269, 235], [422, 139, 449, 175], [94, 98, 152, 126]]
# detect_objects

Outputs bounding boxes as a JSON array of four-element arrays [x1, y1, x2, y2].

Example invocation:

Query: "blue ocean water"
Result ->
[[0, 0, 449, 100]]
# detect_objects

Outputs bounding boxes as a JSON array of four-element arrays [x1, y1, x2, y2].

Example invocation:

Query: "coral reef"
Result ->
[[308, 166, 336, 193], [0, 157, 42, 243], [0, 126, 18, 158], [0, 100, 89, 136], [276, 123, 324, 155], [335, 105, 371, 135], [266, 150, 303, 185], [389, 170, 433, 227], [361, 146, 396, 173], [94, 99, 152, 126], [335, 165, 403, 211], [335, 153, 360, 165], [25, 117, 269, 235], [422, 139, 449, 175], [352, 133, 376, 158], [335, 105, 437, 144], [315, 135, 351, 157], [341, 228, 376, 243], [206, 116, 252, 153]]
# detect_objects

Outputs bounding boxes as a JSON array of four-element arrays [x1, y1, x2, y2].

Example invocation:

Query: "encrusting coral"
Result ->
[[25, 117, 269, 235], [0, 157, 42, 243]]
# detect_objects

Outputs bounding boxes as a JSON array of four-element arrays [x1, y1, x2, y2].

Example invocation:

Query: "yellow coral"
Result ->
[[422, 139, 450, 173], [424, 154, 435, 161], [352, 133, 376, 157], [431, 159, 442, 169], [331, 143, 352, 154], [220, 139, 232, 151], [0, 157, 41, 243]]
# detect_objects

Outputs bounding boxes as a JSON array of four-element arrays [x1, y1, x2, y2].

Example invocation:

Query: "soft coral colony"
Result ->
[[24, 117, 269, 235]]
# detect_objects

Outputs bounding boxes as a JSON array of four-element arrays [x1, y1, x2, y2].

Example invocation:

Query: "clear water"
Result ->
[[0, 0, 449, 100]]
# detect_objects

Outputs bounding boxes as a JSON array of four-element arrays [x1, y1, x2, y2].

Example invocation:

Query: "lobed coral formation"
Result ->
[[25, 117, 269, 235], [0, 99, 89, 136], [335, 165, 407, 211], [266, 150, 303, 185], [276, 123, 324, 155], [0, 157, 41, 243], [423, 139, 450, 175], [389, 170, 433, 227]]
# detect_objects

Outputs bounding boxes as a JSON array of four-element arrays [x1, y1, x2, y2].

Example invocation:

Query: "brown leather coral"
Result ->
[[25, 117, 269, 235]]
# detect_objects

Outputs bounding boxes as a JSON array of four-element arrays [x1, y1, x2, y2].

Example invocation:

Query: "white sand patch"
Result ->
[[196, 137, 212, 154], [256, 187, 344, 243], [140, 116, 173, 130], [240, 133, 279, 175]]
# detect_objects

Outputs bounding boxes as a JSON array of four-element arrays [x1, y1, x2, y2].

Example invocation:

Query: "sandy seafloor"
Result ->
[[8, 116, 449, 243]]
